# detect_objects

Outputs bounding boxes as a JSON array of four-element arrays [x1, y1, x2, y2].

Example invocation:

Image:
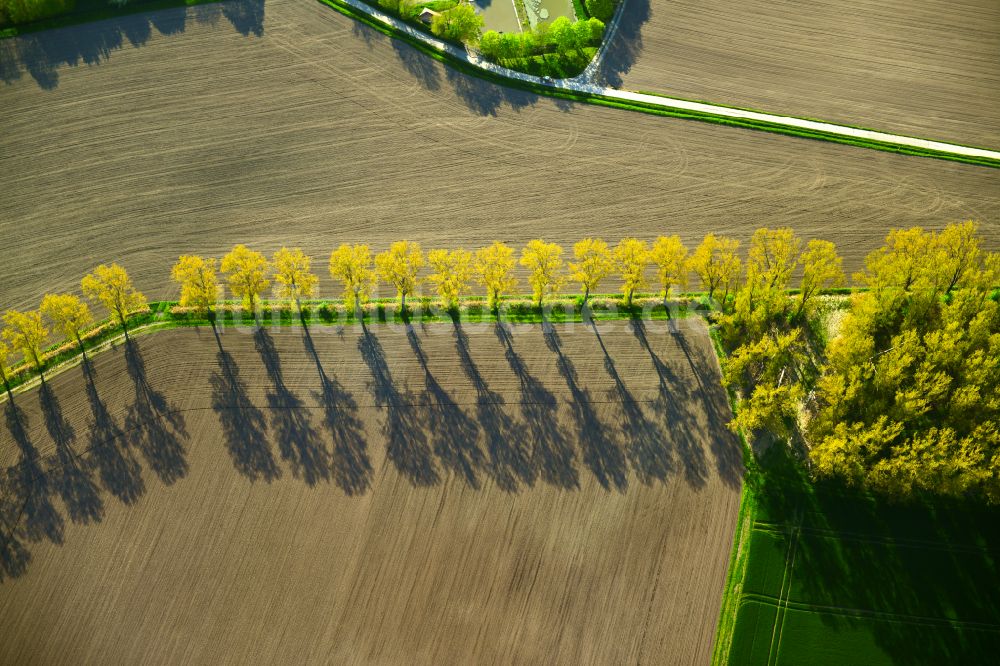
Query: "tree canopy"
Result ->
[[273, 247, 318, 309], [171, 255, 219, 314], [221, 245, 271, 312], [376, 241, 424, 310], [474, 241, 517, 311], [614, 238, 650, 306], [569, 238, 613, 304], [688, 234, 741, 306], [520, 240, 564, 307], [40, 293, 93, 352], [329, 244, 377, 313], [2, 309, 48, 374], [650, 235, 689, 302], [81, 263, 147, 337], [428, 248, 474, 309]]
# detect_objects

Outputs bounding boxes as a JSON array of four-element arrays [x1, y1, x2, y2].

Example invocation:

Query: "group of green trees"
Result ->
[[0, 0, 74, 27], [718, 221, 1000, 503], [582, 0, 617, 22], [478, 16, 605, 63]]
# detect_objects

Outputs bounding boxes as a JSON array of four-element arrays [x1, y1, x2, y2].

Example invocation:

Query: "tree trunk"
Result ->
[[583, 285, 590, 305], [76, 332, 87, 361]]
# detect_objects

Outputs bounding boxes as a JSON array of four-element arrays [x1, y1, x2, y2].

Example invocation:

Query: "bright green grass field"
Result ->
[[725, 447, 1000, 664]]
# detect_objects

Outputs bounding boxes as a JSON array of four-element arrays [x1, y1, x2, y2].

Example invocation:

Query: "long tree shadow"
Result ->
[[543, 323, 627, 491], [209, 327, 280, 482], [593, 0, 651, 88], [405, 323, 483, 488], [495, 322, 578, 490], [346, 17, 540, 117], [589, 321, 673, 485], [630, 318, 713, 489], [0, 480, 31, 581], [3, 399, 64, 546], [659, 319, 741, 488], [81, 357, 146, 505], [38, 382, 104, 525], [124, 339, 189, 485], [301, 324, 372, 496], [453, 319, 533, 492], [359, 321, 438, 486], [253, 327, 329, 486], [1, 0, 264, 89]]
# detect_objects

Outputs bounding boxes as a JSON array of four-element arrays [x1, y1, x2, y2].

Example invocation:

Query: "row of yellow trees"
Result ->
[[1, 264, 147, 389], [1, 233, 847, 392], [169, 235, 844, 315]]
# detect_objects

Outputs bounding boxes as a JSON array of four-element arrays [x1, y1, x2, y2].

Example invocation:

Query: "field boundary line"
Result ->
[[753, 519, 999, 556], [313, 0, 1000, 166], [740, 592, 1000, 632], [764, 517, 800, 666]]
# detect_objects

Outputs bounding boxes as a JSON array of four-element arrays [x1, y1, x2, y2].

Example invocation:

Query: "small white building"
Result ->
[[418, 8, 441, 24]]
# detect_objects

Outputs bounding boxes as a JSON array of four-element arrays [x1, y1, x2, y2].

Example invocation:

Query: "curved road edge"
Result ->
[[319, 0, 1000, 167]]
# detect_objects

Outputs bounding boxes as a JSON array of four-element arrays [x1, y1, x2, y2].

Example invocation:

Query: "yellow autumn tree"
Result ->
[[687, 234, 742, 307], [375, 241, 424, 310], [519, 240, 564, 307], [796, 240, 845, 317], [40, 293, 93, 355], [650, 235, 689, 305], [273, 247, 319, 315], [329, 244, 377, 313], [3, 310, 48, 376], [171, 255, 219, 315], [221, 245, 271, 313], [474, 241, 517, 311], [427, 248, 474, 310], [81, 263, 148, 339], [0, 340, 13, 397], [569, 238, 613, 305], [614, 238, 650, 307]]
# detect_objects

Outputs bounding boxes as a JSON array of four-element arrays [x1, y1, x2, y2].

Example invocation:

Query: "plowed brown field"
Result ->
[[601, 0, 1000, 148], [1, 0, 998, 312], [1, 319, 741, 664]]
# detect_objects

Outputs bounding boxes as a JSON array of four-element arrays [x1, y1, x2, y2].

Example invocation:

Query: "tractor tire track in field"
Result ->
[[602, 0, 1000, 149], [1, 321, 742, 665], [1, 0, 999, 314]]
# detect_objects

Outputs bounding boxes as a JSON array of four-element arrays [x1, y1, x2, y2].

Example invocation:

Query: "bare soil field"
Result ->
[[0, 319, 741, 664], [1, 0, 998, 312], [601, 0, 1000, 148]]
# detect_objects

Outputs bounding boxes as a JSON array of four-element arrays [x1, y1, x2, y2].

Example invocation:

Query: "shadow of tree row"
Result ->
[[0, 0, 264, 89], [1, 339, 187, 581], [205, 320, 740, 496], [2, 319, 742, 582]]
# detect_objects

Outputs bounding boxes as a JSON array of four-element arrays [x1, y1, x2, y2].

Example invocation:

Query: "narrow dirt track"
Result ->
[[1, 0, 998, 312], [600, 0, 1000, 148], [0, 319, 741, 665]]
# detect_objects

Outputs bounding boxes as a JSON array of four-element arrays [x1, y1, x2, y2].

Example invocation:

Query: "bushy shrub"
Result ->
[[584, 0, 614, 22], [0, 0, 75, 26]]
